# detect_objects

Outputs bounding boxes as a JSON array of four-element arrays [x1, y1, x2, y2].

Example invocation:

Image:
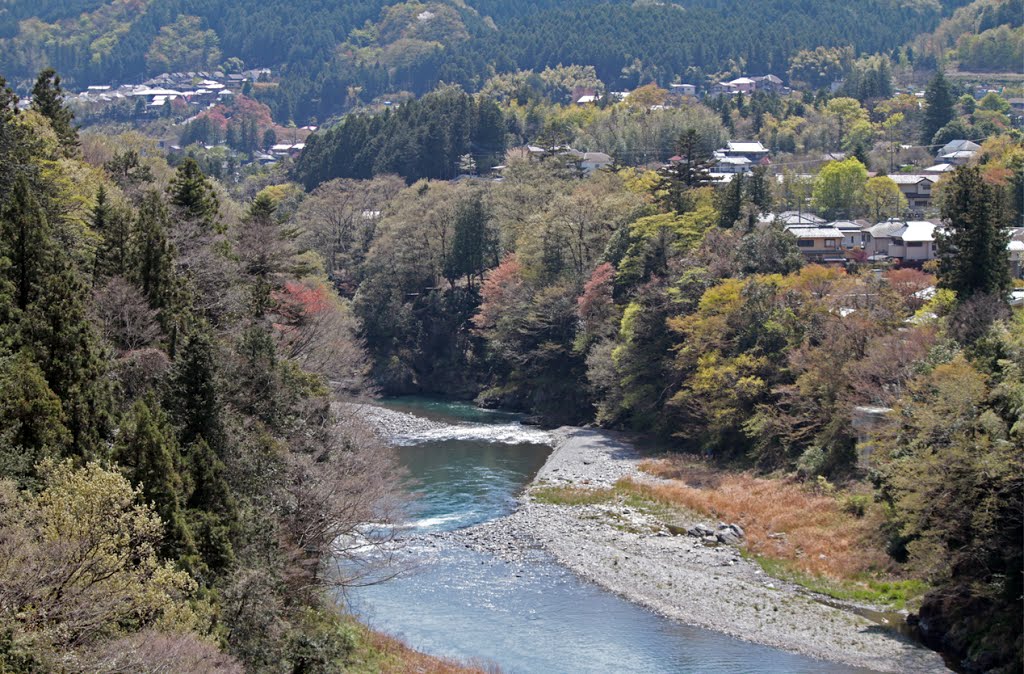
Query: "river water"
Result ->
[[347, 398, 877, 674]]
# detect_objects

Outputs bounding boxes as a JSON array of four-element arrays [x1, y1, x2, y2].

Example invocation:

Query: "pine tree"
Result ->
[[168, 331, 224, 453], [1, 177, 52, 311], [18, 261, 114, 460], [655, 129, 714, 214], [748, 166, 772, 213], [30, 68, 78, 157], [718, 173, 746, 228], [114, 396, 197, 561], [94, 188, 134, 279], [168, 158, 220, 229], [937, 167, 1011, 299], [921, 70, 954, 145], [131, 191, 175, 310]]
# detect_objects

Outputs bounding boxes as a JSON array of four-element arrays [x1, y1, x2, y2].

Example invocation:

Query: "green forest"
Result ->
[[0, 0, 991, 123], [0, 71, 419, 672]]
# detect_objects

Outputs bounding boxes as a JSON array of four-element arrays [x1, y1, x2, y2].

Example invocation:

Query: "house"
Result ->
[[710, 81, 738, 96], [775, 211, 825, 227], [888, 221, 938, 262], [1009, 229, 1024, 278], [940, 150, 975, 166], [862, 220, 906, 257], [786, 226, 846, 261], [728, 77, 756, 94], [828, 220, 868, 248], [581, 152, 613, 175], [888, 174, 937, 211], [752, 74, 785, 94], [713, 156, 753, 174], [722, 141, 770, 162], [670, 83, 697, 97], [922, 163, 956, 175], [938, 139, 980, 157], [862, 220, 939, 262]]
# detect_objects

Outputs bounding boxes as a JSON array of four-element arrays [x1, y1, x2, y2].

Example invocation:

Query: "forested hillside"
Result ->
[[1, 0, 977, 122], [0, 72, 428, 672]]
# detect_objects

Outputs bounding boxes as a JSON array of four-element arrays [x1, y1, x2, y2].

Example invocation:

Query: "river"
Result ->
[[346, 398, 879, 674]]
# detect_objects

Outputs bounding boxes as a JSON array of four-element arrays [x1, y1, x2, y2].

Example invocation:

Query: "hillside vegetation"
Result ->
[[1, 0, 977, 122]]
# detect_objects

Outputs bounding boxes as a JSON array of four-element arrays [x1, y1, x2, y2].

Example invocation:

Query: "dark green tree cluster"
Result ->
[[294, 87, 507, 188]]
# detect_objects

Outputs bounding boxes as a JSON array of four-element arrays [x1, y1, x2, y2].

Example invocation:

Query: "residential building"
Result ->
[[581, 152, 613, 175], [752, 74, 786, 94], [727, 77, 756, 94], [710, 81, 738, 96], [669, 83, 697, 97], [785, 226, 846, 261], [713, 156, 753, 174], [862, 220, 939, 262], [828, 220, 868, 248], [888, 174, 937, 211], [721, 141, 770, 162], [862, 220, 906, 258], [1009, 229, 1024, 278], [938, 139, 980, 157]]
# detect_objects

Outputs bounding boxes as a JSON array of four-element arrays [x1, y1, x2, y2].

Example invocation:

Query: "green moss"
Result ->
[[751, 555, 928, 610], [530, 485, 615, 506]]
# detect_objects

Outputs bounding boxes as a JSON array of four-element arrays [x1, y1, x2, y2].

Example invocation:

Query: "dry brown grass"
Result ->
[[630, 457, 893, 580]]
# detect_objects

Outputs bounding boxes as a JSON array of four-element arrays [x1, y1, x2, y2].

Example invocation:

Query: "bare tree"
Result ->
[[92, 276, 162, 351]]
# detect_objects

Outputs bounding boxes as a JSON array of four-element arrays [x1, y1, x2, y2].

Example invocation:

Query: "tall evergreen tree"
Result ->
[[30, 68, 77, 157], [94, 188, 134, 279], [114, 396, 197, 561], [937, 167, 1011, 300], [1, 177, 51, 311], [168, 158, 220, 230], [168, 331, 224, 454], [655, 129, 713, 214], [921, 70, 954, 145], [718, 173, 746, 229], [18, 261, 113, 460], [131, 191, 176, 311], [748, 166, 772, 213]]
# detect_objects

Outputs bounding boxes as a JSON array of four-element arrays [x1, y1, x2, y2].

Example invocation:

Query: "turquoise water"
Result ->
[[347, 398, 879, 674]]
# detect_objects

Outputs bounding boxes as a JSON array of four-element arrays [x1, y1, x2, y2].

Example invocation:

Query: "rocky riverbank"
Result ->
[[437, 428, 949, 674]]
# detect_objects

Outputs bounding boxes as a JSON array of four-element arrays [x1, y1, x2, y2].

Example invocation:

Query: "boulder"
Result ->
[[687, 523, 715, 537], [716, 529, 742, 545]]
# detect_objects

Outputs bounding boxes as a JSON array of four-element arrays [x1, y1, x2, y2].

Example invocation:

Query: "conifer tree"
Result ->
[[655, 129, 713, 214], [748, 166, 772, 213], [168, 331, 224, 453], [921, 70, 954, 145], [1, 177, 52, 311], [131, 191, 176, 310], [31, 68, 78, 157], [937, 167, 1011, 300], [114, 396, 197, 561], [168, 158, 220, 229], [94, 187, 134, 279], [18, 260, 114, 460], [718, 173, 746, 228], [0, 351, 70, 486]]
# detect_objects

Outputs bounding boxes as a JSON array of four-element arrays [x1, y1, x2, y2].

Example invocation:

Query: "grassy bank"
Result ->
[[626, 457, 928, 609], [343, 616, 498, 674], [530, 458, 929, 610]]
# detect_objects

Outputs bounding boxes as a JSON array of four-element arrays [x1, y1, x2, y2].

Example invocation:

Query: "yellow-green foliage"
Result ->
[[0, 461, 202, 658]]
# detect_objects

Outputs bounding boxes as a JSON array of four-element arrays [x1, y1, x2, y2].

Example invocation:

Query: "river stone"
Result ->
[[716, 529, 742, 545]]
